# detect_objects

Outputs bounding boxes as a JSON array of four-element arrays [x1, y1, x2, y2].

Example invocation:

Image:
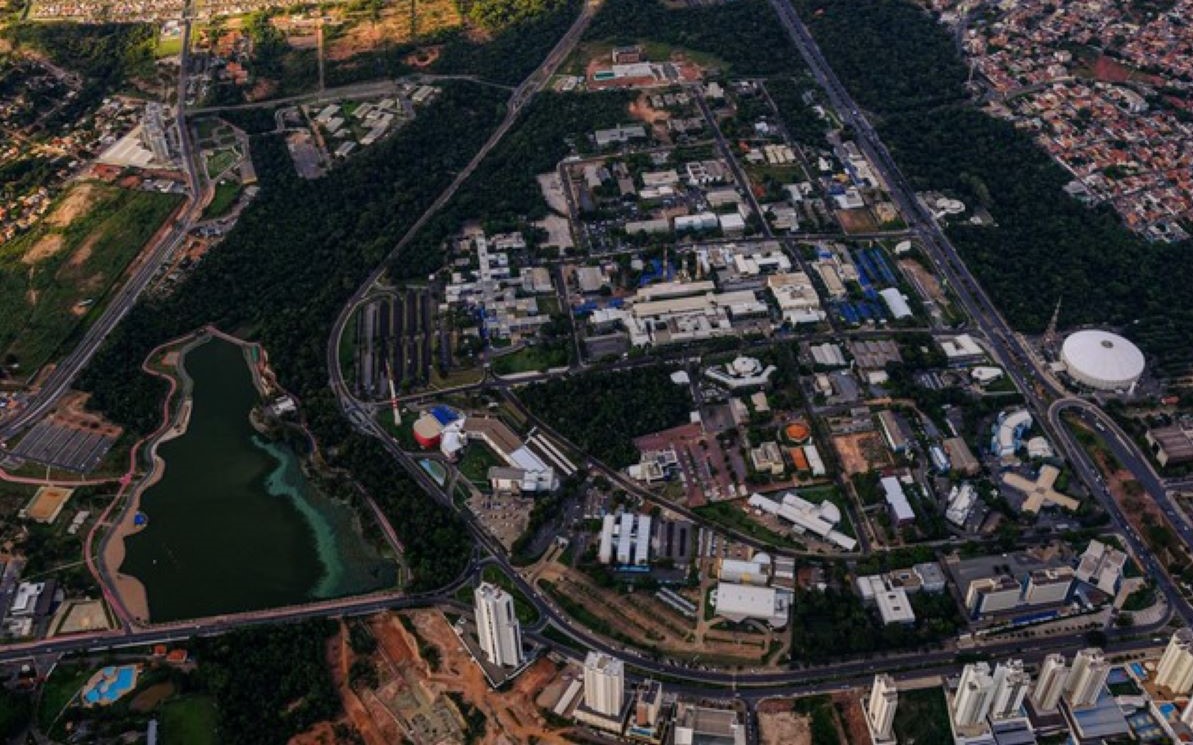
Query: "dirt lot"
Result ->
[[46, 182, 103, 228], [53, 392, 122, 439], [899, 259, 944, 305], [325, 0, 462, 61], [832, 432, 891, 476], [21, 234, 65, 265], [833, 691, 873, 745], [835, 207, 879, 234], [758, 699, 813, 745]]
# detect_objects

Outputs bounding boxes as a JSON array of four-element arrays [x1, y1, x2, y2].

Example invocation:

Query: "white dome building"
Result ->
[[1061, 330, 1145, 391]]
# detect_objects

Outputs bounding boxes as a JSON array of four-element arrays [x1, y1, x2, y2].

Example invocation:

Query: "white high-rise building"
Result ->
[[1157, 629, 1193, 694], [954, 662, 996, 727], [474, 582, 523, 667], [866, 674, 898, 742], [990, 659, 1030, 720], [1031, 654, 1069, 712], [1065, 648, 1109, 709], [583, 652, 625, 718]]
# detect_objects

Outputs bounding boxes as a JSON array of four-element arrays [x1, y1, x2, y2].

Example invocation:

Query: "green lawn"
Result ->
[[491, 344, 568, 375], [155, 34, 183, 57], [205, 148, 239, 178], [202, 181, 241, 219], [160, 695, 219, 745], [0, 183, 182, 377], [458, 443, 503, 483]]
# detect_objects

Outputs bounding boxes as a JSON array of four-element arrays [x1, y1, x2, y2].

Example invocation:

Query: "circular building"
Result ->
[[1061, 329, 1145, 391], [412, 414, 443, 449]]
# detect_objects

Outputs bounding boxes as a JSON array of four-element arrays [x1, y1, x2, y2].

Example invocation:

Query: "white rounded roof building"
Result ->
[[1061, 330, 1145, 391]]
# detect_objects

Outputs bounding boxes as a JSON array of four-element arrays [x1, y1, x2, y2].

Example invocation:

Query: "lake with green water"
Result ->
[[121, 337, 394, 621]]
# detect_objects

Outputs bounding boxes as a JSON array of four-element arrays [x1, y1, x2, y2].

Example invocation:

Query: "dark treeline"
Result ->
[[517, 366, 692, 468], [192, 621, 339, 745], [765, 76, 831, 145], [390, 90, 635, 280], [2, 22, 156, 128], [460, 0, 569, 31], [584, 0, 806, 76], [796, 0, 1193, 376], [78, 83, 508, 590]]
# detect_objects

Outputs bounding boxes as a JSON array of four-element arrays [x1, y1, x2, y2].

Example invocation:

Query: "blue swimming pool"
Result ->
[[82, 666, 137, 706]]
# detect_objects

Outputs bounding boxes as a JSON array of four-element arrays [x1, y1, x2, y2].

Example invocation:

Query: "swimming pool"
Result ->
[[81, 665, 138, 706]]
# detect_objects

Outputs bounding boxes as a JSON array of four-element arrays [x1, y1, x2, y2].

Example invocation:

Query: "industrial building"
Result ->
[[703, 356, 777, 389], [880, 476, 916, 524], [712, 581, 792, 628], [1147, 424, 1193, 466], [598, 513, 652, 566], [717, 556, 771, 586], [1060, 329, 1145, 392], [939, 334, 985, 363], [670, 703, 746, 745], [445, 417, 563, 494], [946, 482, 979, 528], [878, 287, 913, 319], [588, 281, 768, 347], [474, 582, 523, 668], [943, 437, 981, 476], [1074, 539, 1127, 597], [855, 576, 916, 625], [877, 410, 912, 453], [991, 409, 1033, 460], [766, 272, 825, 325], [747, 492, 857, 550]]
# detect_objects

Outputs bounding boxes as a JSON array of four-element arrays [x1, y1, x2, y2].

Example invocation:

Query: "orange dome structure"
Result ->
[[785, 421, 811, 443]]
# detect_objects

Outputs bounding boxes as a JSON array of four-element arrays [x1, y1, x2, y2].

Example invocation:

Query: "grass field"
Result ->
[[202, 181, 241, 219], [156, 34, 183, 57], [491, 344, 568, 375], [204, 148, 239, 178], [458, 442, 502, 482], [0, 182, 182, 378], [159, 695, 219, 745]]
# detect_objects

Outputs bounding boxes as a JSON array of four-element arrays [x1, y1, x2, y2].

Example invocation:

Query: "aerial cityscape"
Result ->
[[0, 0, 1192, 741]]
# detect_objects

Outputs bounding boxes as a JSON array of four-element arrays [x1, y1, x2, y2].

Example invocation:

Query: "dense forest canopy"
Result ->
[[518, 366, 692, 468], [796, 0, 1193, 376], [193, 621, 340, 745]]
